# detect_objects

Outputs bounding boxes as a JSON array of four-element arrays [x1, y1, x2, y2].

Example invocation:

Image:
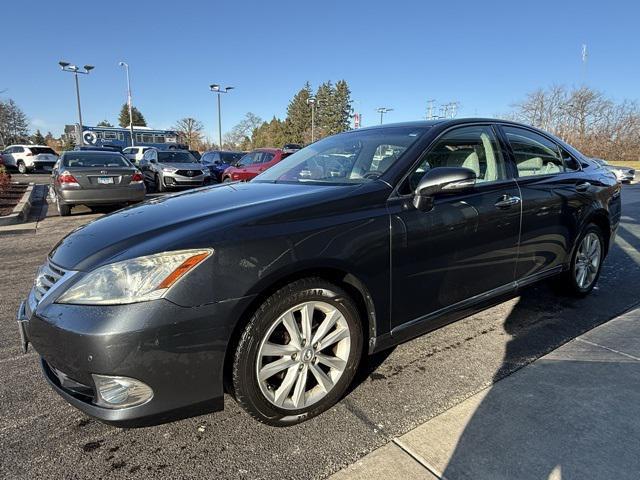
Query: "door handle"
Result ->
[[575, 181, 591, 192], [495, 195, 521, 209]]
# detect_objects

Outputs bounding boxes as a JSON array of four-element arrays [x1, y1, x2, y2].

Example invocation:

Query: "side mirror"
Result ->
[[413, 167, 476, 211], [150, 158, 157, 164]]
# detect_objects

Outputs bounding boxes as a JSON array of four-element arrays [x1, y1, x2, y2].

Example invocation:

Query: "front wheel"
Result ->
[[155, 174, 166, 193], [559, 224, 605, 296], [231, 278, 363, 426], [222, 177, 232, 183]]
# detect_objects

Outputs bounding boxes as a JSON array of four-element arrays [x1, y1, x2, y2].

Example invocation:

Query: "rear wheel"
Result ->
[[559, 224, 604, 296], [222, 177, 231, 183], [17, 161, 27, 174], [231, 278, 363, 426], [57, 198, 71, 216]]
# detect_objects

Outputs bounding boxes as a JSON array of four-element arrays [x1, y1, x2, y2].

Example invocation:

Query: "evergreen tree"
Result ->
[[31, 129, 46, 145], [315, 81, 334, 139], [118, 104, 147, 127], [333, 80, 353, 133], [284, 82, 313, 144], [0, 98, 29, 144], [252, 117, 286, 148]]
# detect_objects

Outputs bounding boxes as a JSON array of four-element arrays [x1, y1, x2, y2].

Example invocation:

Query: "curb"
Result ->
[[0, 182, 35, 226]]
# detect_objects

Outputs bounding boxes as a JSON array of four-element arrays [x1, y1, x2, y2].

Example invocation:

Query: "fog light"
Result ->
[[92, 374, 153, 409]]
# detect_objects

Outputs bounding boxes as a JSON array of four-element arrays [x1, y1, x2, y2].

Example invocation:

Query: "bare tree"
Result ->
[[173, 117, 204, 150], [511, 85, 640, 162], [224, 112, 263, 150]]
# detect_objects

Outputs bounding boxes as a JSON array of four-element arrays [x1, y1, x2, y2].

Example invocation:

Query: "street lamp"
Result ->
[[59, 61, 94, 145], [209, 84, 234, 148], [118, 61, 135, 147], [307, 97, 318, 142], [376, 107, 393, 125]]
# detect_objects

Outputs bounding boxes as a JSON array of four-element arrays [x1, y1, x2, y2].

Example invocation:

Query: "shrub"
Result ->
[[0, 165, 11, 190]]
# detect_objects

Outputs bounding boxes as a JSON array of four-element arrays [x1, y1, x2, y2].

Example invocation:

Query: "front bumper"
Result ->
[[162, 172, 209, 188], [58, 184, 146, 205], [18, 295, 254, 427]]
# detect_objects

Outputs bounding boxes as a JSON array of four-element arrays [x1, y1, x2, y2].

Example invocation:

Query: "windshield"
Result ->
[[62, 153, 129, 167], [157, 151, 198, 163], [254, 126, 428, 184]]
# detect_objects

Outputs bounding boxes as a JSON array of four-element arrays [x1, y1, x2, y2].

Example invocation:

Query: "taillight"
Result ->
[[131, 172, 143, 183], [58, 171, 80, 187]]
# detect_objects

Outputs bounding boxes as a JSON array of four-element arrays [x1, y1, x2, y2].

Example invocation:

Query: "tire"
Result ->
[[231, 277, 363, 426], [155, 174, 165, 193], [57, 198, 71, 216], [17, 161, 27, 174], [558, 224, 605, 297]]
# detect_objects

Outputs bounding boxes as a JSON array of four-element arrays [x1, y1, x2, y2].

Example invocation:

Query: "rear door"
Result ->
[[499, 125, 586, 281], [390, 124, 521, 331]]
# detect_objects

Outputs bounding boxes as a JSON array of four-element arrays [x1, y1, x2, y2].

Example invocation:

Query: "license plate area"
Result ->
[[97, 177, 114, 185]]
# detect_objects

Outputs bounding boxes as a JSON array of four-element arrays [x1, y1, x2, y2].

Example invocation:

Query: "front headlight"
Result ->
[[162, 167, 177, 173], [57, 249, 212, 305]]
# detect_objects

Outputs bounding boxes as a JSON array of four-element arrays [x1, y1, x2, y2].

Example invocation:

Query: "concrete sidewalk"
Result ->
[[331, 307, 640, 480]]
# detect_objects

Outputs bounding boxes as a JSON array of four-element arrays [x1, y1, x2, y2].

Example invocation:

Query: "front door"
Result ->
[[390, 125, 521, 331]]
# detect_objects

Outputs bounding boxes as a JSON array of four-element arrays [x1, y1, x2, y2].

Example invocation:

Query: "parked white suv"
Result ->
[[122, 146, 153, 164], [1, 145, 59, 173]]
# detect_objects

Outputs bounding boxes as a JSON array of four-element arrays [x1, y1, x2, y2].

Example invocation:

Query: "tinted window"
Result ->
[[561, 148, 581, 171], [261, 152, 275, 163], [405, 125, 507, 192], [157, 151, 197, 163], [236, 153, 254, 167], [29, 147, 57, 155], [256, 126, 428, 185], [503, 126, 564, 177], [222, 152, 243, 163], [62, 153, 129, 167]]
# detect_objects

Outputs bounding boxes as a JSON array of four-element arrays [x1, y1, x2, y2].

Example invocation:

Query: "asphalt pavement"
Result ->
[[1, 184, 639, 479]]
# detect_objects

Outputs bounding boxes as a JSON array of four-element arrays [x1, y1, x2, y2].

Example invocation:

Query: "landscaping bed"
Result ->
[[0, 183, 27, 216]]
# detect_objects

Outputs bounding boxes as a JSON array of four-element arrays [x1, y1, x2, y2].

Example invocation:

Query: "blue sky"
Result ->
[[3, 0, 639, 139]]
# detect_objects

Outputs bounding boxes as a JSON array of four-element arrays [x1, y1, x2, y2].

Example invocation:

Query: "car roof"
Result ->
[[353, 118, 558, 132], [253, 148, 280, 153], [7, 144, 51, 148], [62, 150, 121, 156]]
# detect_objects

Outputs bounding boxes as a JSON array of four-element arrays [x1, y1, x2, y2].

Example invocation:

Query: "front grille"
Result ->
[[33, 260, 67, 304], [175, 169, 203, 177]]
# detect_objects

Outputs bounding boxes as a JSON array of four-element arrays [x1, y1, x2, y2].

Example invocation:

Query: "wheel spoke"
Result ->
[[317, 326, 350, 351], [259, 356, 297, 382], [281, 311, 303, 349], [300, 303, 314, 343], [291, 365, 308, 408], [316, 353, 346, 372], [578, 266, 588, 288], [261, 342, 298, 357], [309, 363, 334, 393], [272, 366, 299, 406], [312, 309, 340, 345]]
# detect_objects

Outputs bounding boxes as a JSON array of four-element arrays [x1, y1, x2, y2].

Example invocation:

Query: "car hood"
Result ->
[[49, 181, 367, 271], [158, 162, 205, 170]]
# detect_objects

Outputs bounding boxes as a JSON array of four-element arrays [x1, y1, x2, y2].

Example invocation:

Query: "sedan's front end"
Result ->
[[160, 165, 210, 188], [17, 249, 248, 426]]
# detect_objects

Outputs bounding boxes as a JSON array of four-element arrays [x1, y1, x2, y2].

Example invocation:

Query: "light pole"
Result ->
[[59, 61, 94, 145], [118, 61, 135, 147], [307, 97, 317, 142], [376, 107, 393, 125], [209, 84, 234, 148]]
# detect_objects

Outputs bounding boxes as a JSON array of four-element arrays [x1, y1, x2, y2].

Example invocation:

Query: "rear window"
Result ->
[[29, 147, 57, 155], [157, 151, 197, 163], [222, 152, 243, 163], [62, 153, 129, 167]]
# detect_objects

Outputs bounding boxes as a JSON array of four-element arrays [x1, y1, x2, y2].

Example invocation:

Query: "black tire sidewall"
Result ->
[[232, 279, 363, 426], [569, 224, 604, 295]]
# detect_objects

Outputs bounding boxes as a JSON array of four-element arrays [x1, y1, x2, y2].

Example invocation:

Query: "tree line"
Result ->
[[510, 85, 640, 163]]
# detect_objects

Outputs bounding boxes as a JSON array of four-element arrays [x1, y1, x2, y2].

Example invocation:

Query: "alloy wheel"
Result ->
[[256, 300, 351, 410], [575, 232, 601, 290]]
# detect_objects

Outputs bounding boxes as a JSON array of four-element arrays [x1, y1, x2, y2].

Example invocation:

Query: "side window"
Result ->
[[252, 153, 265, 164], [211, 153, 221, 163], [503, 127, 564, 177], [15, 147, 24, 153], [405, 125, 507, 192], [262, 153, 275, 163]]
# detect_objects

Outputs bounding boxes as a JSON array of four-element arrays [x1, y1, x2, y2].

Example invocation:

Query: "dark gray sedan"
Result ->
[[51, 151, 146, 216]]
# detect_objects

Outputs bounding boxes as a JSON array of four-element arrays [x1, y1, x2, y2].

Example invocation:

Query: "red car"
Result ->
[[221, 148, 289, 182]]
